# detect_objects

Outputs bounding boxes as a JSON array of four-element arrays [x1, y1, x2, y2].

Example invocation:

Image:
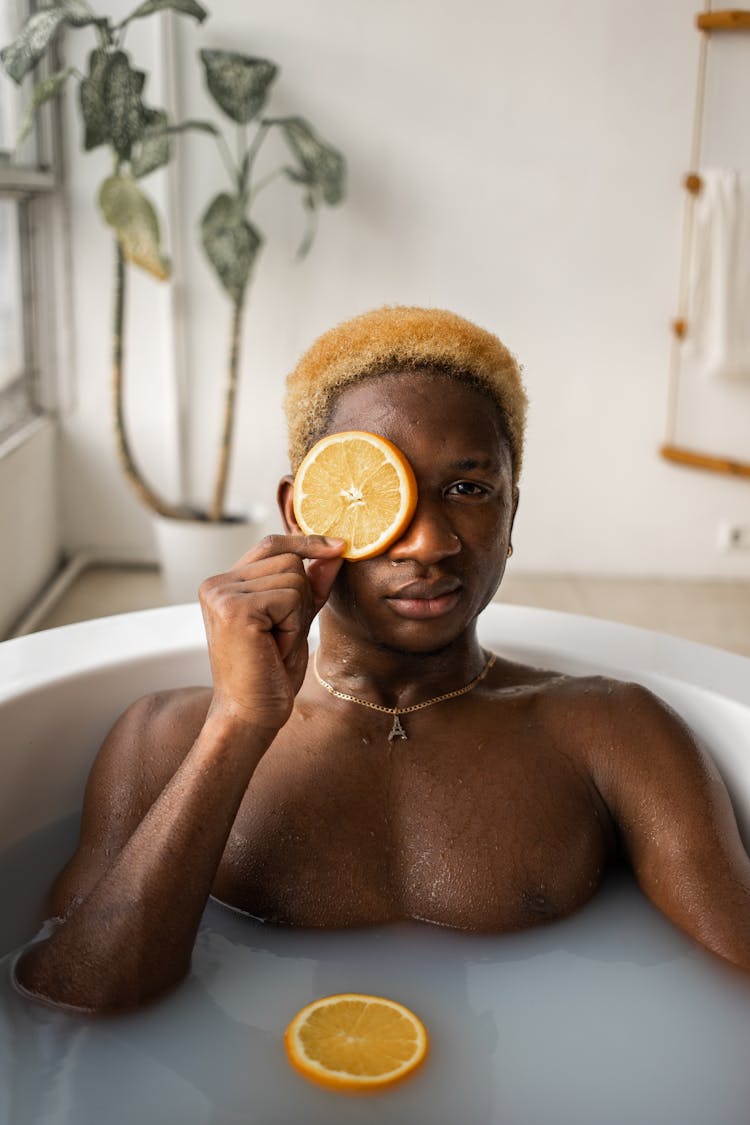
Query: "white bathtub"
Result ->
[[2, 601, 750, 950], [3, 601, 749, 865], [1, 603, 750, 1125]]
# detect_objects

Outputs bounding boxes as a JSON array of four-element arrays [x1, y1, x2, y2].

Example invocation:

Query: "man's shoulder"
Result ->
[[524, 670, 699, 778], [96, 686, 213, 781], [121, 685, 213, 734], [487, 656, 628, 704], [487, 661, 673, 749]]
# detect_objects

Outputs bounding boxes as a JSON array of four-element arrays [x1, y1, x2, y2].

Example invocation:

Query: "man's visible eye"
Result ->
[[447, 480, 489, 498]]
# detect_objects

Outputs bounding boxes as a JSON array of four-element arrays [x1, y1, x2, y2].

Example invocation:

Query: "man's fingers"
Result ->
[[306, 554, 345, 612], [227, 535, 346, 616], [240, 534, 346, 566]]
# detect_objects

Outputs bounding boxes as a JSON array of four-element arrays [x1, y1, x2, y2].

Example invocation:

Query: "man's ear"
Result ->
[[509, 485, 520, 551], [277, 475, 299, 533], [511, 486, 520, 524]]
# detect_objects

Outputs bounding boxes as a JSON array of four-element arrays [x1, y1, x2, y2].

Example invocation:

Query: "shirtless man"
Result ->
[[15, 306, 750, 1012]]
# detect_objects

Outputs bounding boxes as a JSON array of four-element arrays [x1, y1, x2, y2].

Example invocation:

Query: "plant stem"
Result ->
[[112, 242, 187, 520], [247, 166, 285, 203], [214, 130, 236, 184], [243, 121, 270, 187], [209, 294, 243, 521]]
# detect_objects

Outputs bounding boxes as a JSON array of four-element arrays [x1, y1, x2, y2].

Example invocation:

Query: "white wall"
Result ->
[[59, 0, 750, 577], [0, 420, 59, 636]]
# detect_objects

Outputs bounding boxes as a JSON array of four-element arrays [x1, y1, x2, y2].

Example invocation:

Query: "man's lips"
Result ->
[[386, 579, 461, 619]]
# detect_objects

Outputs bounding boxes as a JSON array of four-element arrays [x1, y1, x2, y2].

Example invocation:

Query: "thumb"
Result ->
[[307, 552, 345, 612]]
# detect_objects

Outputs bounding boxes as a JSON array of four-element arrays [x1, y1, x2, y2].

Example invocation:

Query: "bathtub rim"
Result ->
[[0, 601, 749, 707]]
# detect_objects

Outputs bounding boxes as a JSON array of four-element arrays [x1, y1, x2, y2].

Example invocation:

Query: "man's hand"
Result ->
[[13, 533, 346, 1013], [199, 534, 345, 733]]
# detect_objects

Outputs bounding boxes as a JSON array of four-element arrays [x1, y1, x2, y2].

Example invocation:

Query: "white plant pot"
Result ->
[[152, 508, 269, 605]]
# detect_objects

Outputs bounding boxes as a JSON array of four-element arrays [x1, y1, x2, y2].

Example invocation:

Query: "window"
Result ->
[[0, 199, 25, 395], [0, 0, 63, 443]]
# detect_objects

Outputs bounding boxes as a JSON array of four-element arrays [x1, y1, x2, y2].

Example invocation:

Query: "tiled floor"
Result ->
[[30, 564, 750, 657]]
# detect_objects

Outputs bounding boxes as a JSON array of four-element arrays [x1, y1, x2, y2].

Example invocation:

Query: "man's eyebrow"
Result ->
[[449, 456, 499, 472]]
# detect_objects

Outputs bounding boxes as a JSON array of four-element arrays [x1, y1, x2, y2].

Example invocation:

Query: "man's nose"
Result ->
[[388, 495, 461, 565]]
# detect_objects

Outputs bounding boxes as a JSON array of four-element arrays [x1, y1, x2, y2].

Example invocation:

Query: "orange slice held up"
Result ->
[[292, 430, 418, 560], [284, 992, 429, 1092]]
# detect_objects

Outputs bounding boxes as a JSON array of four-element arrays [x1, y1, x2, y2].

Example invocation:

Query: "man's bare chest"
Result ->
[[211, 714, 612, 932]]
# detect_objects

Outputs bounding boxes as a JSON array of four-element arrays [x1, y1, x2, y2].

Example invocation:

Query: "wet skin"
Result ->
[[15, 370, 750, 1011]]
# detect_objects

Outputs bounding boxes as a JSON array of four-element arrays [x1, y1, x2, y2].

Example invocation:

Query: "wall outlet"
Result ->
[[717, 521, 750, 551]]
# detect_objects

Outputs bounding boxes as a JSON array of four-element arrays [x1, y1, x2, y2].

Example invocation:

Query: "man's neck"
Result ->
[[314, 614, 487, 711]]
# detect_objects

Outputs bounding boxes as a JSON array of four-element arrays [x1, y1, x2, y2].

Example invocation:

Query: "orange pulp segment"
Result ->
[[292, 430, 418, 560], [284, 992, 429, 1091]]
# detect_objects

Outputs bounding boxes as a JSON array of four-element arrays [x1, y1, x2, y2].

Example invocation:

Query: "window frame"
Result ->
[[0, 0, 69, 447]]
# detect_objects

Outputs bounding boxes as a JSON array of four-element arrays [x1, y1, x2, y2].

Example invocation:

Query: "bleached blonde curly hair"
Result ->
[[284, 306, 528, 486]]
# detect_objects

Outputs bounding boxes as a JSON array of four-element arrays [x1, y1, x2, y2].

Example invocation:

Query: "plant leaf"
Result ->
[[15, 66, 74, 148], [200, 50, 277, 125], [131, 107, 170, 177], [103, 51, 147, 160], [79, 48, 110, 150], [283, 166, 313, 186], [201, 191, 261, 301], [0, 8, 66, 84], [270, 115, 345, 205], [59, 0, 107, 29], [99, 173, 170, 280], [124, 0, 208, 22]]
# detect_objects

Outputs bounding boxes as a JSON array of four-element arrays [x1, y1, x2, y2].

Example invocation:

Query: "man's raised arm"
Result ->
[[14, 536, 344, 1012]]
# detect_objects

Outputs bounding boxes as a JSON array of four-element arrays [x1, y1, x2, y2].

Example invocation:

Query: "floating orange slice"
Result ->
[[292, 430, 418, 560], [284, 992, 429, 1092]]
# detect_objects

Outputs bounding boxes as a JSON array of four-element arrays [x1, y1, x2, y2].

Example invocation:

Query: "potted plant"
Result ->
[[150, 46, 346, 599], [2, 1, 346, 600], [2, 0, 209, 522]]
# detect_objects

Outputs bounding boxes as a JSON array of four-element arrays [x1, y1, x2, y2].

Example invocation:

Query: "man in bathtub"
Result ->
[[15, 307, 750, 1011]]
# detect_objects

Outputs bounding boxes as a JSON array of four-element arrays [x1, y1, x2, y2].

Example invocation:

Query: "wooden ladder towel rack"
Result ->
[[661, 7, 750, 478], [696, 9, 750, 29]]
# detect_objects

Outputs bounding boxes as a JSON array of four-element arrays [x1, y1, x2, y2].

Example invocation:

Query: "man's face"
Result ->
[[304, 368, 518, 655]]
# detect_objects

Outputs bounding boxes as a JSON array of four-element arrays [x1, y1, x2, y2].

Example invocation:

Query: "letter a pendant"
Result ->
[[388, 714, 408, 742]]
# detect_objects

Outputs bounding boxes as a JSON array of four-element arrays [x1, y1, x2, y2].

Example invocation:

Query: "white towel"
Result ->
[[684, 168, 750, 380]]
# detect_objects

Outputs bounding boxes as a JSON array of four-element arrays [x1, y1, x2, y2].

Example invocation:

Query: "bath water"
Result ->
[[1, 817, 750, 1125]]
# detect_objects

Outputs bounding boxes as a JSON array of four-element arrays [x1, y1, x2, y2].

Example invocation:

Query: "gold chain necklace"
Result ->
[[313, 649, 496, 742]]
